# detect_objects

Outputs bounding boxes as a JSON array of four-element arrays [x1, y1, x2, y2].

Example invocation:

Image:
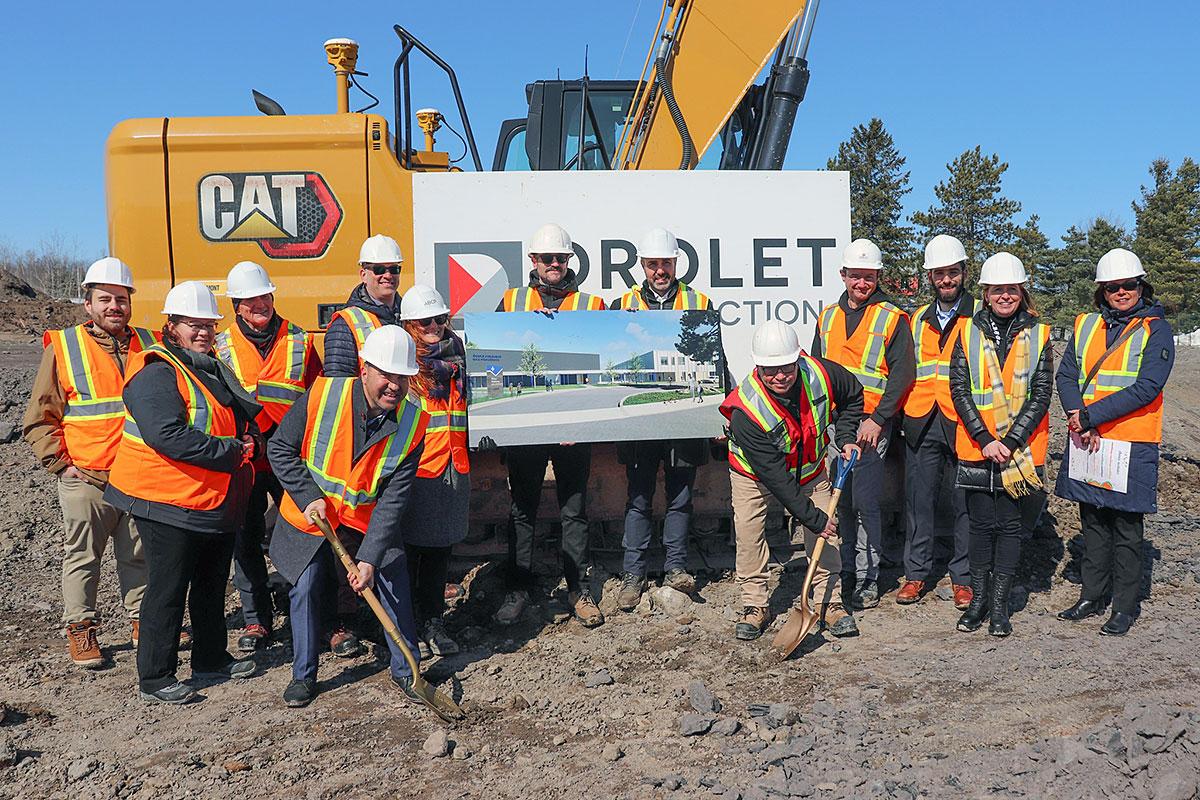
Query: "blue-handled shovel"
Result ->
[[771, 449, 859, 658]]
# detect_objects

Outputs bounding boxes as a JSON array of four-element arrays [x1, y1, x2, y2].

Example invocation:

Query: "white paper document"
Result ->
[[1067, 434, 1131, 493]]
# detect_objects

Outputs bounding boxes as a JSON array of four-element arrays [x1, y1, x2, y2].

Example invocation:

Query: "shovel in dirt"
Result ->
[[314, 515, 466, 722], [771, 450, 858, 659]]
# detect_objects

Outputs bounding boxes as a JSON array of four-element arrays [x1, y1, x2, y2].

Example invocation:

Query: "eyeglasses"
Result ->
[[417, 314, 448, 327], [176, 320, 217, 332], [368, 265, 402, 276], [760, 362, 797, 377], [535, 254, 571, 266], [987, 286, 1023, 296], [1103, 279, 1140, 294]]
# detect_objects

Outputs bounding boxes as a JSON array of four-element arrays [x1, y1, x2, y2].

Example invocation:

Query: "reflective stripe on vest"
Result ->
[[501, 287, 604, 311], [331, 306, 382, 350], [617, 282, 710, 311], [954, 320, 1050, 466], [904, 297, 980, 419], [417, 377, 470, 478], [215, 321, 312, 427], [108, 344, 238, 510], [1073, 313, 1163, 442], [817, 301, 905, 414], [278, 377, 427, 535], [43, 324, 157, 470]]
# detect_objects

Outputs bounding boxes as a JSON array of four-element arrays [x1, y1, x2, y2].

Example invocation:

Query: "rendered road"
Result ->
[[470, 385, 643, 416]]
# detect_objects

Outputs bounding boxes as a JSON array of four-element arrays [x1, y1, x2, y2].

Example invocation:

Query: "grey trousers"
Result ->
[[838, 420, 891, 583]]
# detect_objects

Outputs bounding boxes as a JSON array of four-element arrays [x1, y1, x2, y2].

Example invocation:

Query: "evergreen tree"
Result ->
[[1133, 157, 1200, 331], [1036, 218, 1132, 328], [911, 146, 1022, 268], [1009, 214, 1051, 303], [827, 118, 916, 296]]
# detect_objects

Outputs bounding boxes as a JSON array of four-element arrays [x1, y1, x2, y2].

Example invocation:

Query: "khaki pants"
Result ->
[[58, 474, 145, 624], [732, 469, 841, 610]]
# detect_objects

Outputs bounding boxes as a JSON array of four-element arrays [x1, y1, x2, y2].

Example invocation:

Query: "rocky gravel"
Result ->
[[1, 340, 1198, 799]]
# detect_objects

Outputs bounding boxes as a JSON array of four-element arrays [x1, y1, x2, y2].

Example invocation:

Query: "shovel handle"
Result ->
[[797, 451, 858, 615], [313, 515, 422, 680]]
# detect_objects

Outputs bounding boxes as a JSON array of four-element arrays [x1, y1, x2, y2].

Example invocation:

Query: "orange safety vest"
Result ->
[[719, 355, 832, 485], [330, 306, 383, 351], [954, 320, 1051, 466], [903, 298, 980, 420], [43, 324, 158, 471], [416, 377, 469, 479], [278, 377, 428, 535], [1073, 313, 1163, 443], [214, 320, 315, 428], [615, 282, 711, 311], [500, 287, 606, 311], [817, 301, 907, 415], [108, 344, 239, 510]]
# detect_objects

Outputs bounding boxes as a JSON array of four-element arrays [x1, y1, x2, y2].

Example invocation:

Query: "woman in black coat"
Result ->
[[948, 254, 1053, 637]]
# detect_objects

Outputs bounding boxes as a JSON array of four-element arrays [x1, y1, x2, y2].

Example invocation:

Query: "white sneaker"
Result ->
[[494, 590, 530, 626], [424, 618, 460, 656]]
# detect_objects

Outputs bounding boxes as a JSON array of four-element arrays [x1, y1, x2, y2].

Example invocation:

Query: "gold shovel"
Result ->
[[771, 450, 858, 658], [314, 515, 465, 722]]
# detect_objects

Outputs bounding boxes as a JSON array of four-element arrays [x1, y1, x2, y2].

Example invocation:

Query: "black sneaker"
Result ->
[[617, 573, 646, 611], [852, 579, 880, 610], [193, 658, 256, 681], [391, 673, 423, 705], [139, 681, 197, 704], [283, 678, 318, 708]]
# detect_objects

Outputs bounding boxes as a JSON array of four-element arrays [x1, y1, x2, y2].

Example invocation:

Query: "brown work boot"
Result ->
[[735, 606, 773, 641], [131, 620, 140, 648], [664, 569, 697, 595], [896, 580, 925, 605], [569, 590, 605, 628], [820, 604, 859, 637], [329, 623, 364, 658], [952, 583, 974, 611], [617, 573, 646, 612], [67, 621, 104, 668]]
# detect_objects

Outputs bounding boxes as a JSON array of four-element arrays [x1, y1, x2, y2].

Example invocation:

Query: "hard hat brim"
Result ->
[[161, 309, 224, 320], [361, 358, 419, 376], [637, 250, 681, 260], [81, 281, 136, 293], [226, 285, 278, 299], [754, 349, 801, 368], [922, 259, 966, 271], [840, 262, 884, 270], [400, 305, 450, 321]]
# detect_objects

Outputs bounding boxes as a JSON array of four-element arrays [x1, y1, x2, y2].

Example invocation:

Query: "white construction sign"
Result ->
[[413, 170, 849, 380]]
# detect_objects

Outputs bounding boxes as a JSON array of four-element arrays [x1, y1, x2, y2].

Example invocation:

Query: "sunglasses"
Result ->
[[760, 362, 797, 377], [1103, 279, 1140, 294], [535, 254, 571, 266], [368, 265, 401, 276], [417, 314, 448, 327]]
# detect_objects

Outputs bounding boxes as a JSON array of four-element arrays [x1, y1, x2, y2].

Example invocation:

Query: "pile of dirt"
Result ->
[[0, 269, 81, 336], [0, 342, 1196, 799]]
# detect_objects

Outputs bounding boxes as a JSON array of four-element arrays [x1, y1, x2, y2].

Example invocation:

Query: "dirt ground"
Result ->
[[1, 329, 1198, 800]]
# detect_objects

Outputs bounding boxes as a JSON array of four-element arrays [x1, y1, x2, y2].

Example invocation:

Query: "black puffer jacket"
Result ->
[[949, 307, 1054, 492], [323, 283, 402, 378]]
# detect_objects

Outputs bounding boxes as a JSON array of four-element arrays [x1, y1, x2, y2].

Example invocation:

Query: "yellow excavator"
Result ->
[[104, 0, 835, 548]]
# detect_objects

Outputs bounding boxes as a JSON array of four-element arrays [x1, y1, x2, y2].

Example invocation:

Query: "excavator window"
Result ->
[[561, 88, 633, 170], [493, 120, 531, 171]]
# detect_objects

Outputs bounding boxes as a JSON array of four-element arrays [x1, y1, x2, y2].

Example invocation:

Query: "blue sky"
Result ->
[[463, 309, 710, 366], [3, 1, 1196, 259]]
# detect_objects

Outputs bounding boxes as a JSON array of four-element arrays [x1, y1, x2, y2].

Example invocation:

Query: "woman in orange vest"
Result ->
[[105, 282, 264, 704], [1054, 249, 1174, 637], [948, 254, 1053, 638], [399, 285, 470, 657]]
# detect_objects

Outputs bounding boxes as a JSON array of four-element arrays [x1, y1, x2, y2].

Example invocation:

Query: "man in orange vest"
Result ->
[[215, 261, 321, 652], [24, 257, 157, 668], [268, 326, 428, 709], [897, 236, 978, 609], [812, 239, 915, 610], [493, 223, 606, 630], [720, 321, 864, 641]]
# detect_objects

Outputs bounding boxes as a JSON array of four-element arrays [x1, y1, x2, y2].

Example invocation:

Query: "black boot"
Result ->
[[988, 573, 1014, 637], [956, 573, 990, 632], [1057, 596, 1105, 622]]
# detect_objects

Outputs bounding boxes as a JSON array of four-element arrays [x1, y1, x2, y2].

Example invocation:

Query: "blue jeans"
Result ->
[[621, 455, 696, 576], [289, 540, 419, 682]]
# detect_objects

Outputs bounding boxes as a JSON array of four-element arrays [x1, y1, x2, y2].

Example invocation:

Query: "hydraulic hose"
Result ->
[[655, 40, 694, 170]]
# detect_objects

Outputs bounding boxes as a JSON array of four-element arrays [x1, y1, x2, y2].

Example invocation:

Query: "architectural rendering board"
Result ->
[[462, 309, 726, 447]]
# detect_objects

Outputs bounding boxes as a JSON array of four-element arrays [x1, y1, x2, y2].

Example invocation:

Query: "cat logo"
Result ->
[[197, 171, 343, 259]]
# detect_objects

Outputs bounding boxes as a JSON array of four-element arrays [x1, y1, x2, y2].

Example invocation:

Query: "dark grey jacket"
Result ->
[[322, 283, 402, 378], [949, 308, 1054, 492], [267, 380, 423, 585], [104, 344, 261, 534]]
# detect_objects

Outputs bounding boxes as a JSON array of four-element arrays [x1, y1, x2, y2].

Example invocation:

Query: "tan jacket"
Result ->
[[23, 322, 137, 489]]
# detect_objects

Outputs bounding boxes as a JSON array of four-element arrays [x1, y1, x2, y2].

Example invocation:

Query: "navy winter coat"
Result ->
[[1054, 300, 1174, 514], [322, 283, 403, 378]]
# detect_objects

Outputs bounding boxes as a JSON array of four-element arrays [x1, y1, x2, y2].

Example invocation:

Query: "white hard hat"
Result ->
[[81, 257, 135, 292], [400, 284, 450, 321], [360, 325, 418, 376], [1095, 248, 1146, 283], [527, 223, 573, 256], [225, 261, 277, 299], [922, 235, 968, 271], [162, 281, 223, 320], [637, 228, 681, 259], [359, 234, 404, 265], [751, 320, 802, 368], [841, 238, 884, 271], [978, 252, 1028, 286]]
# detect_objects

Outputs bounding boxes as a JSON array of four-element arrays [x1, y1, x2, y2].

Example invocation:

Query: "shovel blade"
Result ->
[[770, 606, 820, 659], [413, 676, 466, 722]]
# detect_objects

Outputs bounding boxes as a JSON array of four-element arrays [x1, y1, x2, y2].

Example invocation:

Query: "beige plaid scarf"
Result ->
[[979, 329, 1043, 498]]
